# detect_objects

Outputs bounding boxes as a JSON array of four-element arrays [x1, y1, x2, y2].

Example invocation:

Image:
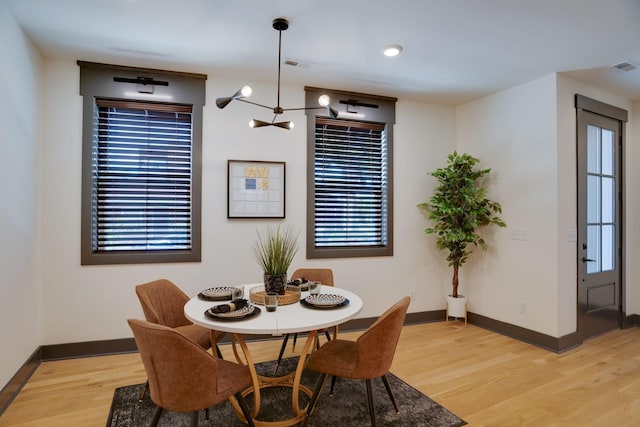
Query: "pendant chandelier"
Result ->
[[215, 18, 338, 130]]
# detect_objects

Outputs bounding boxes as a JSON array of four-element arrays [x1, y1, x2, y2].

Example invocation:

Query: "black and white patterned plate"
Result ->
[[301, 297, 349, 310], [198, 287, 233, 301], [304, 294, 347, 307]]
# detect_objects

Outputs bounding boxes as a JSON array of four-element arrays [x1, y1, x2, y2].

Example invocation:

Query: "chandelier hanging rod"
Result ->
[[215, 17, 338, 130]]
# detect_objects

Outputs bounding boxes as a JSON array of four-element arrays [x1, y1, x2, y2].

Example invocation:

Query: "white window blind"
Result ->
[[314, 118, 388, 248], [92, 99, 193, 252]]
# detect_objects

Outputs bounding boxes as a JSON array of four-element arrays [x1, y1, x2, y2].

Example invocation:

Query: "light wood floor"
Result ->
[[2, 322, 640, 426]]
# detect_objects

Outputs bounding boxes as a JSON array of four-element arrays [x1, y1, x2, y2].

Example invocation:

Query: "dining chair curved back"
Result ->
[[135, 279, 224, 349], [273, 268, 335, 375], [135, 279, 225, 400], [127, 319, 254, 427], [135, 278, 194, 328], [304, 296, 411, 427]]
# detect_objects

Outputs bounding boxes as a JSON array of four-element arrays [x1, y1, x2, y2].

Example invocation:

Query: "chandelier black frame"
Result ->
[[215, 18, 338, 130]]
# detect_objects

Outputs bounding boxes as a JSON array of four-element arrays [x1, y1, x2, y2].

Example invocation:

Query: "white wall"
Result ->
[[456, 74, 561, 336], [396, 100, 458, 303], [38, 59, 457, 345], [0, 3, 42, 389]]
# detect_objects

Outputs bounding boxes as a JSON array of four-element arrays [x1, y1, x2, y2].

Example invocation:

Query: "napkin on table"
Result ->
[[288, 277, 308, 286], [211, 299, 248, 314]]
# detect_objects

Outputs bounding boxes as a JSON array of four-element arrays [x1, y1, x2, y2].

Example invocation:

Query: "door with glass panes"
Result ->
[[577, 108, 622, 340]]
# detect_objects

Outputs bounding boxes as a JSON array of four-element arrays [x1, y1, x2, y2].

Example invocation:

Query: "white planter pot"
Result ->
[[446, 294, 467, 321]]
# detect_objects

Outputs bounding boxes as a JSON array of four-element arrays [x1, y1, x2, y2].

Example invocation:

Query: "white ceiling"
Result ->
[[5, 0, 640, 105]]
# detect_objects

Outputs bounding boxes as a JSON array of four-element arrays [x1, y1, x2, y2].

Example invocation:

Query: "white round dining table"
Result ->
[[184, 283, 363, 427], [184, 283, 363, 335]]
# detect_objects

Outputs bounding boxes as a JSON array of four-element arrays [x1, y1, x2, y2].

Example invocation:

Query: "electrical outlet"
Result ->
[[519, 301, 527, 314], [512, 229, 527, 241], [410, 290, 416, 301]]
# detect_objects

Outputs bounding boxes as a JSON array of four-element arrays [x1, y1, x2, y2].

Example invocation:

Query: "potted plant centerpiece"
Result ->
[[252, 224, 299, 295], [418, 151, 506, 319]]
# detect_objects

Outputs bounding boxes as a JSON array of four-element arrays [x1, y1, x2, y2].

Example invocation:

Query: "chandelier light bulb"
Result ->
[[249, 119, 256, 128], [318, 94, 330, 107], [241, 86, 252, 97]]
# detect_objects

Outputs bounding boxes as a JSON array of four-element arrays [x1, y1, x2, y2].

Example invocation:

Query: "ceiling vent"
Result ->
[[612, 60, 638, 72], [285, 58, 311, 68]]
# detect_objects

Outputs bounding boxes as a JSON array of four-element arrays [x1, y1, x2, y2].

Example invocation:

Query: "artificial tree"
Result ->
[[418, 151, 506, 298]]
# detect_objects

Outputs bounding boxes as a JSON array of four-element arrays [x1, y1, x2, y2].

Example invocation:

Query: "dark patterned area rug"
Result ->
[[107, 357, 466, 426]]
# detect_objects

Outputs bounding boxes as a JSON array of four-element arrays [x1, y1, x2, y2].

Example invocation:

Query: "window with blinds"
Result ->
[[79, 62, 205, 265], [312, 118, 390, 256], [92, 99, 193, 253]]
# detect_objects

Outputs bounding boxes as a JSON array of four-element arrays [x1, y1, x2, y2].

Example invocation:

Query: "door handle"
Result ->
[[581, 257, 595, 263]]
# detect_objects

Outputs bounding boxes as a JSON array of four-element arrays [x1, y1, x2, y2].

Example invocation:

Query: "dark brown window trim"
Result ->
[[78, 61, 206, 265], [304, 87, 395, 259]]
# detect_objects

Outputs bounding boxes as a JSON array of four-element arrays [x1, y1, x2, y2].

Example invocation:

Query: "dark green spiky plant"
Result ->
[[418, 152, 506, 298], [252, 224, 299, 275]]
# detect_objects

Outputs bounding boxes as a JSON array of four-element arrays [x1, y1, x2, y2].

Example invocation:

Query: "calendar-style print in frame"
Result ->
[[227, 160, 285, 218]]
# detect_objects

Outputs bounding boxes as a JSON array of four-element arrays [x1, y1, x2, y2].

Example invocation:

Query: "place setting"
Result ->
[[201, 287, 261, 321], [295, 282, 349, 309]]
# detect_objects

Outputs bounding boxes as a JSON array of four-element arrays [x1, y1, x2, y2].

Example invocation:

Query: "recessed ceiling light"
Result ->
[[383, 45, 403, 57]]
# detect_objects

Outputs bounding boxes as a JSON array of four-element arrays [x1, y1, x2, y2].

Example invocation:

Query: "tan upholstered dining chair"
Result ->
[[127, 319, 255, 427], [135, 279, 226, 400], [303, 296, 411, 427], [273, 268, 335, 375]]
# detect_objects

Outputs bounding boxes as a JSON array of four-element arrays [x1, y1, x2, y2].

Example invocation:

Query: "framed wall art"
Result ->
[[227, 160, 286, 218]]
